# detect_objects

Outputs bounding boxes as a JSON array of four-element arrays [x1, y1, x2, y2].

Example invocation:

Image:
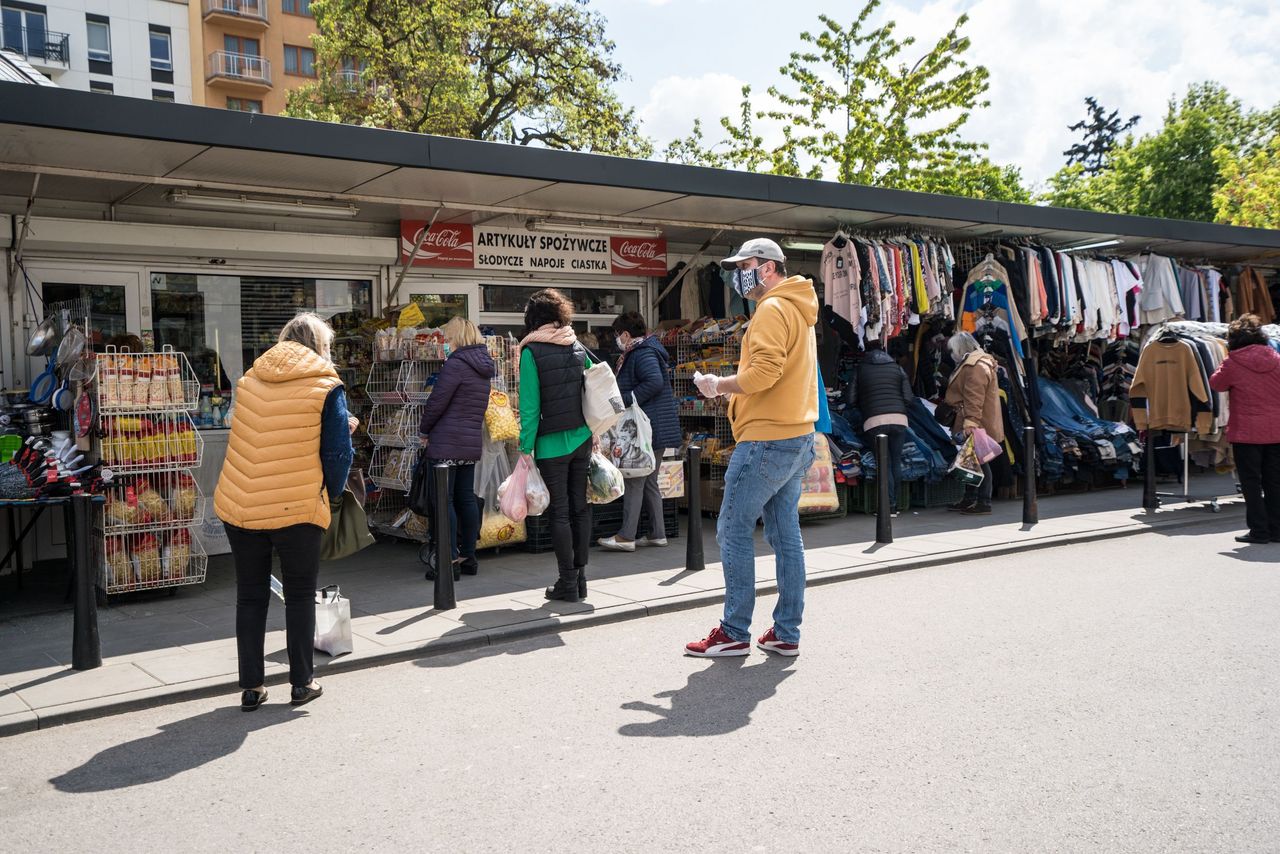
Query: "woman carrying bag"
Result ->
[[518, 288, 595, 603], [214, 313, 356, 711], [942, 331, 1004, 515], [599, 311, 681, 552], [418, 316, 496, 580]]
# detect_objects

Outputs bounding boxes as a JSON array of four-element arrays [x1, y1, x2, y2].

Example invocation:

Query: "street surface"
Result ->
[[2, 522, 1278, 853]]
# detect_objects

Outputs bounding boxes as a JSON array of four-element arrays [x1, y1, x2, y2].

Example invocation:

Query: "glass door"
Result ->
[[22, 265, 143, 387]]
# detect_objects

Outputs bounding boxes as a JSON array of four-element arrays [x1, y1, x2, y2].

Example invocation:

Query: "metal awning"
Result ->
[[1, 82, 1278, 263]]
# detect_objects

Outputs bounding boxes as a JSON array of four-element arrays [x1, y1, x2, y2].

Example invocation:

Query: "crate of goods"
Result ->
[[908, 475, 967, 508], [522, 498, 679, 554], [847, 478, 914, 515]]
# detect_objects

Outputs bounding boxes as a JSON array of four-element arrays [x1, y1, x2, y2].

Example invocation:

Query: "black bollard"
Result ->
[[1022, 425, 1038, 526], [432, 463, 456, 610], [875, 433, 893, 544], [685, 445, 705, 571], [1141, 430, 1159, 511], [70, 494, 101, 671]]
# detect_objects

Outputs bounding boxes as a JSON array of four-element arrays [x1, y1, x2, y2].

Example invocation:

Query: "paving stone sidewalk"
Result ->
[[0, 476, 1245, 736]]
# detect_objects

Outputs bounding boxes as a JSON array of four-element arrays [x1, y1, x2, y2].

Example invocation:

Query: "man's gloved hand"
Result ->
[[693, 371, 723, 399]]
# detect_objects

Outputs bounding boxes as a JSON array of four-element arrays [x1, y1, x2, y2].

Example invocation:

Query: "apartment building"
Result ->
[[0, 0, 192, 101], [190, 0, 317, 114]]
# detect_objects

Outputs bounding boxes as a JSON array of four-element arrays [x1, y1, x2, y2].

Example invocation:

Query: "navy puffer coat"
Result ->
[[418, 344, 497, 461], [616, 335, 682, 450]]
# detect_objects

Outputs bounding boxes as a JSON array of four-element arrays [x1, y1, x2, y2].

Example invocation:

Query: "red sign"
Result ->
[[610, 236, 667, 276], [400, 221, 475, 268]]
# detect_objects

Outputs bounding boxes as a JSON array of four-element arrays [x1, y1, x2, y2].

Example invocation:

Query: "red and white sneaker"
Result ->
[[756, 627, 800, 657], [684, 626, 750, 658]]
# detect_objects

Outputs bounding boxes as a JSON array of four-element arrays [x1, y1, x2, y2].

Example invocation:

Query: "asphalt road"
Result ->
[[3, 521, 1278, 853]]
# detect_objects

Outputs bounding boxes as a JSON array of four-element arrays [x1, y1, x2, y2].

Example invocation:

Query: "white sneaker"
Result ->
[[637, 537, 668, 547], [597, 536, 635, 552]]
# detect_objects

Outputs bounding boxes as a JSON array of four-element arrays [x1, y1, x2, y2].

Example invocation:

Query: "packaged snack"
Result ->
[[149, 358, 170, 409], [166, 529, 191, 580], [117, 358, 135, 410], [133, 357, 152, 408], [135, 477, 168, 521], [166, 355, 186, 408], [106, 537, 132, 588], [135, 534, 162, 583], [172, 473, 198, 519]]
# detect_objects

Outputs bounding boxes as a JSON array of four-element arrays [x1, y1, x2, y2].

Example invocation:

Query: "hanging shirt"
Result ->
[[820, 236, 861, 331]]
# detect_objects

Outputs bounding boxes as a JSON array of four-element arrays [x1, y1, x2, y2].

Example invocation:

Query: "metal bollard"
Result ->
[[685, 445, 705, 571], [432, 463, 456, 610], [1022, 425, 1038, 526], [1141, 430, 1159, 511], [70, 494, 101, 671], [875, 433, 893, 545]]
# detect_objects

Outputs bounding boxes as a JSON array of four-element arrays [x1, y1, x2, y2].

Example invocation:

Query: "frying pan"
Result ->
[[25, 315, 60, 356]]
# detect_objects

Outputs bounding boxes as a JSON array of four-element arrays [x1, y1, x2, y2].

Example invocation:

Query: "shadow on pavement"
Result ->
[[49, 707, 298, 793], [617, 655, 795, 738], [1217, 545, 1280, 562], [414, 611, 568, 669]]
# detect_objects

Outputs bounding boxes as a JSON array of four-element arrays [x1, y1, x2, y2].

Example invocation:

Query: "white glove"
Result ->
[[694, 371, 724, 398]]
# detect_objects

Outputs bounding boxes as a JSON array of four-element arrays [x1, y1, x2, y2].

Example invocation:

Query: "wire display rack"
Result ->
[[674, 329, 741, 514], [103, 528, 209, 594], [365, 361, 406, 404], [96, 346, 201, 413], [98, 412, 203, 474], [369, 445, 416, 491], [103, 471, 202, 534], [367, 404, 424, 447], [365, 489, 427, 542], [398, 360, 438, 402]]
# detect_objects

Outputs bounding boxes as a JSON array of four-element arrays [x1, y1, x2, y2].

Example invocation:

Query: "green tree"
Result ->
[[1214, 134, 1280, 228], [282, 0, 652, 157], [1064, 96, 1140, 176], [662, 0, 1026, 201]]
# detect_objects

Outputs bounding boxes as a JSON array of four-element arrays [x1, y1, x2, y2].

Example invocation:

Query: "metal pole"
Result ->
[[1022, 425, 1038, 526], [70, 494, 101, 671], [1142, 431, 1159, 511], [685, 445, 704, 571], [875, 433, 893, 544], [432, 463, 456, 610]]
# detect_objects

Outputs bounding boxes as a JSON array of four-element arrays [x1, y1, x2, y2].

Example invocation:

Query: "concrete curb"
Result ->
[[1, 502, 1242, 736]]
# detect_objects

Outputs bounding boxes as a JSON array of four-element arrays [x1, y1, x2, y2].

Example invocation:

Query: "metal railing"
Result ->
[[202, 0, 269, 24], [206, 50, 272, 85], [0, 26, 70, 65]]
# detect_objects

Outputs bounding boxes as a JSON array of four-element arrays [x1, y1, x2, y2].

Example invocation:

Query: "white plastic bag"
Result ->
[[314, 585, 353, 657], [606, 401, 657, 478], [587, 451, 625, 504], [582, 359, 625, 436], [525, 457, 551, 516]]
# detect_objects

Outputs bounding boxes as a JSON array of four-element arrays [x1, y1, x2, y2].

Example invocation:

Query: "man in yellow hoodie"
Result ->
[[686, 238, 819, 658]]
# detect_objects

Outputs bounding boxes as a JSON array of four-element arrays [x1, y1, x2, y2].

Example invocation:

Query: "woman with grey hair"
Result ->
[[943, 331, 1004, 514], [214, 312, 356, 711]]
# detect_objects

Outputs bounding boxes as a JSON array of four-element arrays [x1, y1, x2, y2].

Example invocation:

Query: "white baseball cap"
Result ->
[[719, 237, 786, 271]]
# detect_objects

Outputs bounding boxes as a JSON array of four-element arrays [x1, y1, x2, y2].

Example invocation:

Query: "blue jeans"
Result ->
[[716, 433, 816, 644], [861, 425, 906, 511]]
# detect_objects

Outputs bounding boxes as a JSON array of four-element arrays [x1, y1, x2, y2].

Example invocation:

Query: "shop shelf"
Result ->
[[369, 445, 416, 491], [102, 529, 208, 594], [103, 471, 202, 534], [367, 403, 424, 447], [365, 361, 406, 404]]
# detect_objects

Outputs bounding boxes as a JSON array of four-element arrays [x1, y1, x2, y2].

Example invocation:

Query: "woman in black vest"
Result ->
[[518, 289, 594, 602], [852, 339, 915, 515]]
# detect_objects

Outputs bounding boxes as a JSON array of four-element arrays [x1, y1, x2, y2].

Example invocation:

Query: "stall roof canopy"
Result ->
[[1, 83, 1278, 263]]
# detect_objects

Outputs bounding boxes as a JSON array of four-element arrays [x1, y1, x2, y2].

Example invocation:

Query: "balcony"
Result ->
[[202, 0, 269, 28], [206, 50, 272, 89], [0, 26, 70, 73]]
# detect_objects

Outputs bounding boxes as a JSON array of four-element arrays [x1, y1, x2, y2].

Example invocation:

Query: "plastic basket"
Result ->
[[908, 475, 967, 508], [846, 479, 913, 515]]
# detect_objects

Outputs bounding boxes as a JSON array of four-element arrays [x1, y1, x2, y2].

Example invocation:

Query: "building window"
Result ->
[[283, 44, 314, 77], [226, 97, 262, 113], [85, 15, 109, 62], [152, 89, 174, 102], [89, 80, 113, 94], [149, 27, 170, 71], [223, 34, 258, 56], [282, 0, 312, 16], [2, 4, 50, 61]]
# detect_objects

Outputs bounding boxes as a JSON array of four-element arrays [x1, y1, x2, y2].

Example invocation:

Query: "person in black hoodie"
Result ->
[[418, 316, 496, 581], [852, 339, 915, 515]]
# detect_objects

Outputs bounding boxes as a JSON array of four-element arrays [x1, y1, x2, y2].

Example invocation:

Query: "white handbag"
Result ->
[[314, 584, 353, 657], [580, 347, 625, 436]]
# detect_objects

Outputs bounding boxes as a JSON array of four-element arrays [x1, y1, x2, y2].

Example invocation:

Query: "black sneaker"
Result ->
[[961, 502, 992, 515], [948, 499, 976, 512]]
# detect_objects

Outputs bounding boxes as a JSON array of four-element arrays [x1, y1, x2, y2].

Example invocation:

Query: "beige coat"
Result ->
[[944, 350, 1004, 443]]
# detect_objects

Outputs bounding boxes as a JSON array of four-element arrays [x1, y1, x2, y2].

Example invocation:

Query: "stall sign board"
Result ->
[[400, 221, 664, 277]]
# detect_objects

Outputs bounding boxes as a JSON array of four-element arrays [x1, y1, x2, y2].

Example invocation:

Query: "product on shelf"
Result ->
[[135, 476, 169, 522], [171, 473, 198, 520], [165, 529, 191, 580], [106, 538, 132, 587], [134, 534, 162, 583]]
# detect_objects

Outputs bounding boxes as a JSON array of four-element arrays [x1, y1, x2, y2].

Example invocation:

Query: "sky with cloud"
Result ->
[[589, 0, 1280, 189]]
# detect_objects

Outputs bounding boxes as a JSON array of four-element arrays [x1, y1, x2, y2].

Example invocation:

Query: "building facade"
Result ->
[[0, 0, 191, 101], [188, 0, 317, 114]]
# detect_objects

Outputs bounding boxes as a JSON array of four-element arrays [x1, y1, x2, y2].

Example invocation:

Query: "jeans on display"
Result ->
[[226, 523, 322, 690], [861, 426, 905, 511], [620, 447, 665, 540], [425, 462, 480, 566], [963, 461, 994, 502], [536, 438, 592, 578], [717, 433, 816, 645], [1232, 442, 1280, 540]]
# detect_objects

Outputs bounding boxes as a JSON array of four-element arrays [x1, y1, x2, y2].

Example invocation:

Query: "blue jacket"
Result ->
[[418, 344, 497, 461], [615, 336, 682, 450]]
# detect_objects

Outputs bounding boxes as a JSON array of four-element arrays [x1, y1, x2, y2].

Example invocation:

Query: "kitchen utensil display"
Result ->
[[25, 315, 60, 356]]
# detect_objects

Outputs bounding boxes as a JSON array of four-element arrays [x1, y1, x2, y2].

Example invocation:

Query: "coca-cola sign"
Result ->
[[399, 221, 475, 268], [610, 236, 667, 276]]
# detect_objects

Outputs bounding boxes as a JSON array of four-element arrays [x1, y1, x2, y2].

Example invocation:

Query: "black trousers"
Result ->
[[1233, 442, 1280, 540], [226, 523, 322, 689], [425, 462, 480, 566], [536, 438, 592, 579]]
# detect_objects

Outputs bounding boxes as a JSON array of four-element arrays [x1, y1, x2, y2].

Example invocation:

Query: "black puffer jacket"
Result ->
[[853, 349, 915, 422]]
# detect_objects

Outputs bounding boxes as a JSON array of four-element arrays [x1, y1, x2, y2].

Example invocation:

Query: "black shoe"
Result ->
[[459, 558, 479, 576], [576, 568, 587, 600], [290, 683, 323, 706], [545, 579, 582, 603], [240, 688, 267, 711], [962, 502, 992, 515], [948, 499, 976, 512], [1235, 534, 1270, 545]]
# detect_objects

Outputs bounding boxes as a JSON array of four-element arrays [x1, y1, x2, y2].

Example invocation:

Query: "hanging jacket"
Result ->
[[215, 341, 343, 531], [1129, 340, 1212, 433], [1236, 267, 1276, 324], [944, 349, 1004, 442], [615, 335, 681, 450], [418, 344, 497, 461], [853, 349, 915, 428], [1209, 344, 1280, 444]]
